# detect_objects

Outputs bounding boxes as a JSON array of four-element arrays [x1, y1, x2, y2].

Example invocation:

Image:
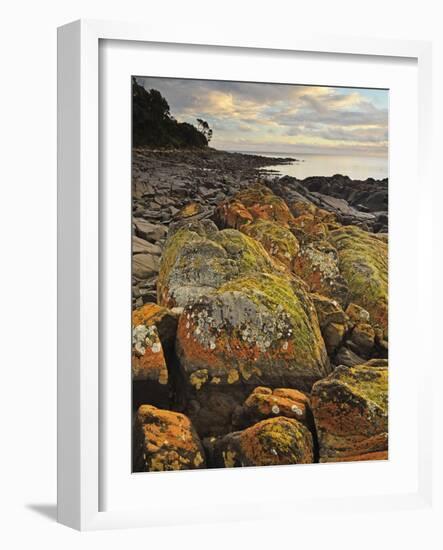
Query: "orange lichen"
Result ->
[[239, 417, 314, 466], [132, 303, 165, 326], [134, 405, 206, 471], [311, 364, 388, 462], [216, 184, 295, 229], [132, 323, 168, 384], [241, 386, 309, 424], [176, 202, 202, 219]]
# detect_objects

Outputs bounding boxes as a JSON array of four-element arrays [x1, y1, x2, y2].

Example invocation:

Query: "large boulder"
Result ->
[[205, 417, 314, 467], [157, 219, 284, 308], [176, 272, 330, 435], [133, 405, 206, 472], [328, 225, 388, 335], [158, 220, 330, 435], [311, 362, 388, 462]]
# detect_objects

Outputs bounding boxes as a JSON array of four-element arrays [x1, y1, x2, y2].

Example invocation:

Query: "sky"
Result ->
[[136, 76, 388, 157]]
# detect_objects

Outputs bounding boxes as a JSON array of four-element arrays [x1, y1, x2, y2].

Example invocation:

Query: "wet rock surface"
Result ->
[[131, 147, 389, 471]]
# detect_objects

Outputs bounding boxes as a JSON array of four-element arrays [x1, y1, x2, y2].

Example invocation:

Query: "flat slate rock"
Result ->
[[311, 192, 375, 221], [133, 253, 160, 279], [132, 235, 162, 256], [133, 218, 168, 243]]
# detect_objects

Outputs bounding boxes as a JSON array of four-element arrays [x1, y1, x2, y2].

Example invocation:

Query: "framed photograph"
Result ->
[[57, 19, 433, 530]]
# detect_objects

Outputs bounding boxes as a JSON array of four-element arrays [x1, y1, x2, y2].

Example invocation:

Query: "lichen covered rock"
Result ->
[[132, 323, 168, 383], [133, 405, 206, 472], [233, 386, 310, 429], [345, 303, 370, 325], [350, 322, 376, 356], [240, 218, 300, 269], [132, 312, 169, 409], [216, 183, 294, 228], [311, 362, 388, 462], [293, 241, 349, 306], [329, 225, 388, 335], [132, 303, 180, 353], [176, 272, 330, 434], [177, 272, 330, 392], [157, 220, 283, 308], [310, 293, 348, 355], [205, 416, 314, 467]]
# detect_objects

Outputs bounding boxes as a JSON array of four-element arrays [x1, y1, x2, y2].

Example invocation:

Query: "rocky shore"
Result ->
[[132, 147, 388, 471]]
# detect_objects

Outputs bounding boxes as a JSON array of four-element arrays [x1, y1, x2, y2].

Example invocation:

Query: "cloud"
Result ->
[[135, 76, 388, 155]]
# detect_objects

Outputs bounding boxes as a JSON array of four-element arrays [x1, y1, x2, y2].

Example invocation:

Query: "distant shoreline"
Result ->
[[132, 146, 388, 183]]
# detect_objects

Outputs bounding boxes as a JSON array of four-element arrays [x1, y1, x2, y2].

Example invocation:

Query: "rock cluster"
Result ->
[[131, 150, 389, 470]]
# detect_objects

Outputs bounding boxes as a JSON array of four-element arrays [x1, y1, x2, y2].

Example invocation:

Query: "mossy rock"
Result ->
[[293, 240, 349, 306], [205, 416, 314, 467], [329, 225, 388, 335], [132, 307, 172, 409], [132, 323, 167, 384], [311, 362, 388, 462], [157, 220, 283, 308], [175, 271, 330, 436], [216, 183, 294, 229], [133, 405, 206, 472], [232, 386, 310, 429], [176, 271, 330, 390], [241, 218, 300, 269], [132, 303, 180, 352], [310, 293, 348, 328]]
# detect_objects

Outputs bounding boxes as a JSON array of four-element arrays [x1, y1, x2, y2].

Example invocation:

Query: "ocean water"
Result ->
[[236, 151, 388, 181]]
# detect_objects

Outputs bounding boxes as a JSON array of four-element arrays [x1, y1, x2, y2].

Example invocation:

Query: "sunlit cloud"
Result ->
[[135, 76, 388, 156]]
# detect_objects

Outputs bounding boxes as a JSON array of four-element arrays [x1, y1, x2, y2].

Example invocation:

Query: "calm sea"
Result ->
[[235, 151, 388, 181]]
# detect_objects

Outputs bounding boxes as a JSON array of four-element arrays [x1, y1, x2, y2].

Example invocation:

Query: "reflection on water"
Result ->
[[239, 151, 388, 181]]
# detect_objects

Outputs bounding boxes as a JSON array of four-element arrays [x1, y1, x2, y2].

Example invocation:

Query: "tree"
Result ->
[[132, 78, 210, 148], [196, 118, 213, 143]]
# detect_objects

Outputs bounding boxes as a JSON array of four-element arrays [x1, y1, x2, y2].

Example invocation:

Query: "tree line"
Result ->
[[132, 77, 213, 148]]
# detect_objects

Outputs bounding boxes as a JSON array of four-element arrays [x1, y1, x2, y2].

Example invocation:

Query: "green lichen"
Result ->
[[332, 365, 388, 412], [218, 272, 326, 369], [158, 221, 286, 307], [157, 226, 202, 302], [235, 184, 288, 210], [213, 228, 281, 275], [239, 417, 313, 465], [241, 218, 299, 267], [329, 225, 388, 331]]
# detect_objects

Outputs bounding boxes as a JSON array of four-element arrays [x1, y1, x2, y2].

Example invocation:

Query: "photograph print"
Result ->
[[131, 76, 388, 472]]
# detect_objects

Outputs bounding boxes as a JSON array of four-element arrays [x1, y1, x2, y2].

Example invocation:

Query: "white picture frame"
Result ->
[[57, 19, 433, 531]]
